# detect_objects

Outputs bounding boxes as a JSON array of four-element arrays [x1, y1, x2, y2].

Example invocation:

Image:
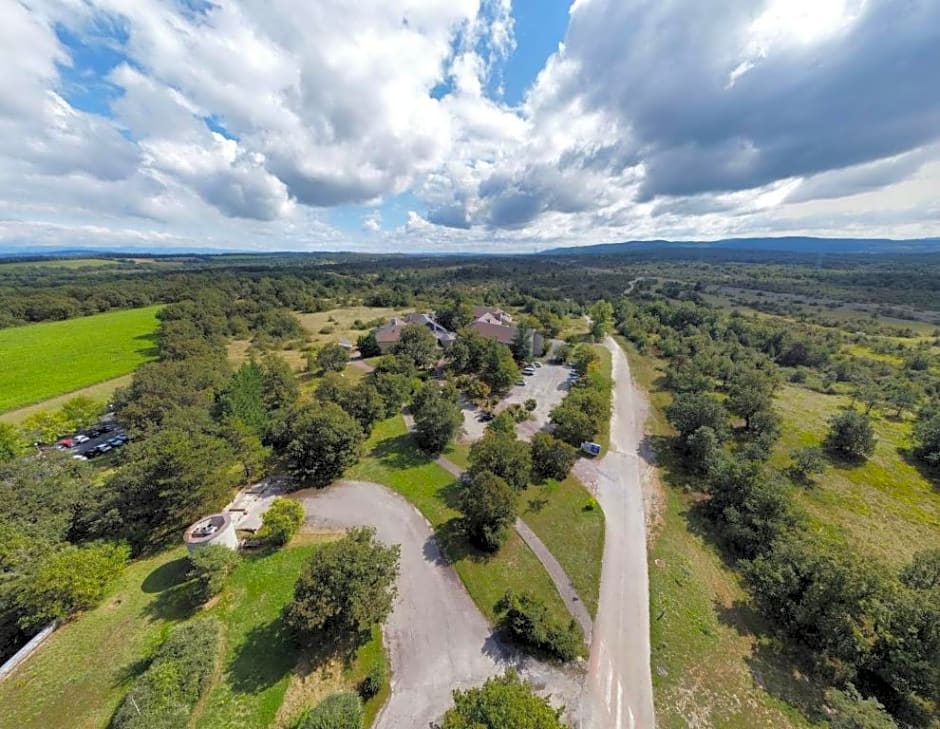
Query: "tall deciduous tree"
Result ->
[[824, 410, 876, 459], [412, 382, 462, 456], [437, 671, 568, 729], [285, 403, 364, 488], [316, 343, 349, 373], [459, 470, 516, 552], [468, 432, 532, 490], [530, 433, 576, 481], [286, 527, 400, 644], [393, 324, 438, 369]]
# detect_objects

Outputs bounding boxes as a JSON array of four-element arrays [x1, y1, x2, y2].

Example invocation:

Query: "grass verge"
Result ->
[[344, 416, 576, 630], [0, 305, 161, 413]]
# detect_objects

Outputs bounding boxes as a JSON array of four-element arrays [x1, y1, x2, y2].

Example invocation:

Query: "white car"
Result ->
[[74, 434, 90, 444], [72, 454, 87, 461]]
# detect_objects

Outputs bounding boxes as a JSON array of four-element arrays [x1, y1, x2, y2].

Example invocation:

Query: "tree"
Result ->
[[684, 426, 723, 475], [437, 670, 568, 729], [589, 300, 614, 340], [495, 591, 581, 662], [726, 368, 776, 429], [480, 341, 520, 396], [825, 686, 898, 729], [187, 545, 240, 602], [285, 528, 400, 644], [356, 331, 381, 358], [549, 405, 597, 447], [60, 396, 102, 432], [412, 383, 462, 456], [295, 692, 363, 729], [666, 392, 728, 444], [341, 383, 386, 435], [468, 433, 532, 490], [530, 433, 577, 481], [901, 548, 940, 590], [486, 411, 517, 436], [260, 353, 299, 412], [912, 409, 940, 467], [0, 423, 23, 463], [788, 447, 825, 483], [285, 403, 364, 488], [459, 470, 516, 552], [435, 300, 475, 332], [20, 410, 69, 445], [105, 428, 240, 551], [511, 322, 533, 363], [372, 371, 413, 417], [257, 497, 305, 546], [316, 343, 349, 373], [16, 542, 129, 629], [824, 410, 876, 459], [885, 381, 918, 418], [568, 345, 598, 375], [218, 361, 268, 435], [854, 379, 882, 415], [228, 418, 271, 484], [393, 324, 438, 369]]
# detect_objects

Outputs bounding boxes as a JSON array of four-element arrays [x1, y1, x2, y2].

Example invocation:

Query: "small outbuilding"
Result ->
[[183, 513, 238, 554]]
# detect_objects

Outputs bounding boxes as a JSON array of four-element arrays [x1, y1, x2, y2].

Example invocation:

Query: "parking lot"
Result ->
[[57, 422, 130, 460], [460, 362, 572, 444]]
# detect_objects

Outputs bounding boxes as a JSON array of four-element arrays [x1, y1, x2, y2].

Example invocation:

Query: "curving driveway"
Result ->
[[295, 480, 583, 728]]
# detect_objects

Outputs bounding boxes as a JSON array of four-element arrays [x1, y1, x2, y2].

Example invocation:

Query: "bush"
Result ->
[[187, 545, 240, 602], [358, 660, 386, 700], [257, 497, 305, 546], [530, 433, 577, 481], [294, 691, 363, 729], [438, 670, 566, 728], [824, 410, 876, 459], [111, 618, 222, 729], [825, 686, 898, 729], [788, 446, 825, 483], [495, 590, 581, 662], [316, 343, 348, 373]]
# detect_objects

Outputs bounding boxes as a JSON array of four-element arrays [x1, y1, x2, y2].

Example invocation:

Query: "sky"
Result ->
[[1, 0, 939, 253]]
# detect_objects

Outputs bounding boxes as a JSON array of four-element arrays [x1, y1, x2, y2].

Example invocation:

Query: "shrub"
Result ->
[[438, 670, 566, 729], [187, 545, 240, 602], [495, 590, 581, 662], [788, 447, 825, 483], [294, 691, 363, 729], [530, 433, 577, 481], [524, 398, 537, 412], [358, 660, 386, 700], [111, 618, 222, 729], [316, 343, 348, 373], [257, 497, 305, 546]]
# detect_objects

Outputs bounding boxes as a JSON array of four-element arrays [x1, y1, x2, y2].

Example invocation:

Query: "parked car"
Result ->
[[95, 443, 113, 455], [73, 434, 90, 444], [477, 412, 495, 422], [56, 437, 75, 449], [72, 454, 87, 461], [522, 368, 535, 376], [534, 362, 542, 368], [516, 379, 525, 386], [581, 441, 602, 456]]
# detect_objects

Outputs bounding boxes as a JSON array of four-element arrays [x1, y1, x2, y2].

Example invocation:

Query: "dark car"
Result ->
[[477, 412, 495, 422], [107, 436, 126, 448]]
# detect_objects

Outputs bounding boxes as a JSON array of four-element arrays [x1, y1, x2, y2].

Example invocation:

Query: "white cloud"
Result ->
[[0, 0, 937, 253]]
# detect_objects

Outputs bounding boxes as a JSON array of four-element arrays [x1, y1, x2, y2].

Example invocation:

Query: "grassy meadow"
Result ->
[[0, 305, 162, 413], [0, 538, 387, 729]]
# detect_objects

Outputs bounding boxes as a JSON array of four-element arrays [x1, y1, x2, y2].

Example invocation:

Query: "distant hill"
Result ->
[[543, 236, 940, 256]]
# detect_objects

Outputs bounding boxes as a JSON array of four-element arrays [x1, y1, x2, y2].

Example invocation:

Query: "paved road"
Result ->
[[576, 336, 655, 729], [296, 480, 584, 728]]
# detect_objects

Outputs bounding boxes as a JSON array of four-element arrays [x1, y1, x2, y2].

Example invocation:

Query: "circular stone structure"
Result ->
[[183, 512, 238, 554]]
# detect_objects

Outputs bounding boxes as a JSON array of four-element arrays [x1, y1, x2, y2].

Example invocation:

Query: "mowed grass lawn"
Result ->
[[344, 415, 578, 633], [0, 539, 386, 729], [0, 305, 162, 413]]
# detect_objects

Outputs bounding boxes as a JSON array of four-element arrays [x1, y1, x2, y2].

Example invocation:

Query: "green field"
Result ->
[[0, 258, 121, 270], [0, 306, 162, 413], [0, 539, 387, 729], [345, 415, 579, 632]]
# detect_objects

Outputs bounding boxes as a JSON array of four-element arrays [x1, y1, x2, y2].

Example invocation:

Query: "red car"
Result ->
[[56, 437, 75, 449]]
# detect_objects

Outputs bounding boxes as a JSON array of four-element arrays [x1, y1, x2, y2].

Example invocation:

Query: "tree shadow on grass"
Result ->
[[368, 433, 430, 470], [141, 557, 190, 593], [432, 517, 488, 566], [438, 479, 464, 511], [898, 446, 940, 494], [228, 613, 301, 695], [142, 580, 200, 621], [133, 330, 160, 359], [714, 599, 828, 725]]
